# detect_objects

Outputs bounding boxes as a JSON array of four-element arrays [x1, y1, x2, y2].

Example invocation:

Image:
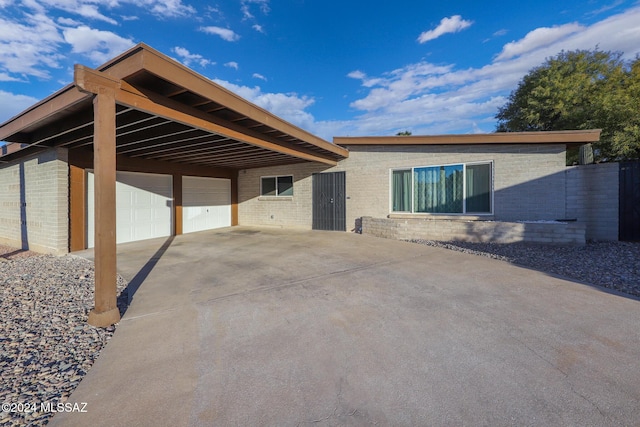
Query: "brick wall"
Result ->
[[565, 163, 619, 241], [0, 148, 69, 254], [362, 217, 586, 245], [237, 144, 569, 232], [237, 162, 328, 229]]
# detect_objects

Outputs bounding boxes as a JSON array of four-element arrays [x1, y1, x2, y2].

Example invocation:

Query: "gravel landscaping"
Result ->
[[0, 246, 126, 427], [410, 240, 640, 298], [1, 240, 638, 426]]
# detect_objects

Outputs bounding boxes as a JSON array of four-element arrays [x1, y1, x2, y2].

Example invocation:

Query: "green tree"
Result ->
[[396, 131, 412, 136], [496, 49, 640, 162]]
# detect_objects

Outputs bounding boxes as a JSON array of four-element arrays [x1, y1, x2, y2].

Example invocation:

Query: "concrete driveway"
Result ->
[[52, 227, 640, 426]]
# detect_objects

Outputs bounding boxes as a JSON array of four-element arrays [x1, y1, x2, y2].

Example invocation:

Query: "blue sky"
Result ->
[[1, 0, 640, 141]]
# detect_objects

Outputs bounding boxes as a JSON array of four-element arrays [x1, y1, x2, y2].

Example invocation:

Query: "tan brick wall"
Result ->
[[238, 144, 569, 231], [362, 217, 586, 245], [237, 162, 328, 229], [0, 148, 69, 254], [566, 163, 619, 241]]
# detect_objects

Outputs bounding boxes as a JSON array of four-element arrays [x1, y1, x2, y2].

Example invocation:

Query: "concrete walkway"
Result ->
[[52, 227, 640, 426]]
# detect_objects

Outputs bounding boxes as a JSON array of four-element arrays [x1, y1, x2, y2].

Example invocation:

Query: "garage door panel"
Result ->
[[87, 171, 173, 248], [183, 176, 231, 234]]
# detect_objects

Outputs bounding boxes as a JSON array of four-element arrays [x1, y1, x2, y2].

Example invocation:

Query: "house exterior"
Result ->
[[239, 134, 602, 245], [0, 43, 606, 256], [0, 44, 605, 325]]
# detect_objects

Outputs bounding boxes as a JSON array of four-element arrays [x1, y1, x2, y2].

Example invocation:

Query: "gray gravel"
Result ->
[[0, 253, 126, 427], [410, 240, 640, 298]]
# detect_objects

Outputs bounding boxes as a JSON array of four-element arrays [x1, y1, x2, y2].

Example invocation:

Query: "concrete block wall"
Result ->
[[565, 163, 619, 241], [237, 162, 328, 229], [338, 144, 568, 227], [0, 148, 69, 254], [238, 144, 569, 232], [362, 217, 586, 245]]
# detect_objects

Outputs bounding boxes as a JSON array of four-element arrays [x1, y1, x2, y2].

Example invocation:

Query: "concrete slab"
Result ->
[[52, 227, 640, 426]]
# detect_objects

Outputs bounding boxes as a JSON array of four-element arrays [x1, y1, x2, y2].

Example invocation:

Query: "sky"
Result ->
[[1, 0, 640, 141]]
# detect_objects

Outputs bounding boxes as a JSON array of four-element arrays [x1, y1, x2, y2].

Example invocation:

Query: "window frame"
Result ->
[[260, 175, 294, 197], [389, 161, 493, 215]]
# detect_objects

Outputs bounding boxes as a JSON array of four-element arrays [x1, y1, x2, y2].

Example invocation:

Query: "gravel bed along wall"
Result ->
[[0, 254, 127, 427], [0, 245, 39, 261], [410, 240, 640, 298]]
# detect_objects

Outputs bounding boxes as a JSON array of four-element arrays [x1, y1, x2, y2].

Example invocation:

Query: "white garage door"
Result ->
[[182, 176, 231, 234], [87, 171, 173, 248]]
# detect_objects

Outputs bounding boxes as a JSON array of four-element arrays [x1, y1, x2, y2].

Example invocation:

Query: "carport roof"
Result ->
[[0, 43, 348, 169]]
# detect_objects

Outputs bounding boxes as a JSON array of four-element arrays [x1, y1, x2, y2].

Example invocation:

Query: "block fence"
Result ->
[[361, 217, 586, 245]]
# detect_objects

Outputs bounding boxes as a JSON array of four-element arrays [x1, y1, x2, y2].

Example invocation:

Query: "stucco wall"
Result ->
[[565, 162, 619, 241], [0, 148, 69, 254], [238, 144, 569, 231]]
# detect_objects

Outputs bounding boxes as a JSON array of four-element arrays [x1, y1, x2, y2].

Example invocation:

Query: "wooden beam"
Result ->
[[75, 65, 341, 165], [69, 165, 87, 252], [139, 47, 348, 157], [0, 85, 90, 141], [231, 170, 239, 226], [86, 85, 121, 327], [117, 82, 341, 166], [173, 175, 183, 236]]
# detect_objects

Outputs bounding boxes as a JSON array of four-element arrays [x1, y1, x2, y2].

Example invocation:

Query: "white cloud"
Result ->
[[213, 79, 316, 131], [252, 73, 267, 81], [172, 46, 212, 68], [0, 72, 21, 81], [0, 90, 40, 122], [252, 24, 264, 33], [588, 0, 625, 16], [495, 23, 584, 61], [417, 15, 473, 44], [224, 61, 239, 70], [341, 6, 640, 137], [347, 70, 366, 80], [22, 0, 194, 23], [199, 26, 241, 42], [27, 0, 118, 24], [57, 16, 82, 26], [0, 13, 65, 78], [62, 25, 135, 63], [139, 0, 195, 18], [241, 0, 269, 19]]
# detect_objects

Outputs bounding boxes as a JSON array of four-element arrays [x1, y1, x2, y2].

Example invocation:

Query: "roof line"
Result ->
[[334, 130, 602, 146]]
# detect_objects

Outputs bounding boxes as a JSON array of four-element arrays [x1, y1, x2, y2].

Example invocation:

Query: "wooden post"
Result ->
[[173, 174, 183, 235], [69, 165, 86, 252], [87, 89, 121, 327]]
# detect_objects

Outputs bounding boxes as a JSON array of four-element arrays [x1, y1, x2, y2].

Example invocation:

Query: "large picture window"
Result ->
[[391, 162, 492, 214], [261, 175, 293, 196]]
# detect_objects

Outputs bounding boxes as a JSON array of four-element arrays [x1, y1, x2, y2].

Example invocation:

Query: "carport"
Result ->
[[0, 43, 348, 326]]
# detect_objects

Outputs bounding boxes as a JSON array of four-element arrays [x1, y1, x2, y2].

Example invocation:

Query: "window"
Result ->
[[391, 162, 492, 214], [261, 175, 293, 197]]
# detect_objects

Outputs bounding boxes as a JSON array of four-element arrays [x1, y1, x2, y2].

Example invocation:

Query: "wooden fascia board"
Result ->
[[138, 48, 348, 158], [75, 65, 338, 166], [334, 130, 602, 146], [0, 86, 90, 142]]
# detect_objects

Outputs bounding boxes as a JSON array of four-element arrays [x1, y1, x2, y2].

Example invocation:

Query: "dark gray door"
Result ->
[[312, 172, 346, 231], [619, 161, 640, 241]]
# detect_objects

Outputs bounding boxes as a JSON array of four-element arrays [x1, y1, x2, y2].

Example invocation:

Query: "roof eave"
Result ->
[[334, 130, 602, 146]]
